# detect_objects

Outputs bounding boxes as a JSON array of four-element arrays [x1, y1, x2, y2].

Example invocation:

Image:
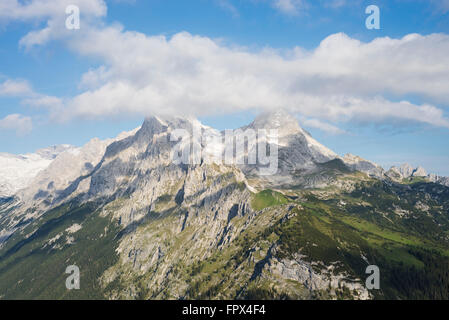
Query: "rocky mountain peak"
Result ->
[[412, 166, 427, 177], [341, 153, 384, 178], [140, 115, 205, 137], [249, 110, 302, 137], [389, 163, 428, 179], [138, 116, 170, 138], [397, 163, 415, 177]]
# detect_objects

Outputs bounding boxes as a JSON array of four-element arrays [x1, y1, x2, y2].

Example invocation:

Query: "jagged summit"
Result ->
[[397, 163, 415, 178], [3, 113, 448, 203], [135, 116, 170, 143], [249, 110, 302, 137], [388, 163, 428, 179], [140, 115, 208, 135], [35, 144, 76, 160], [413, 166, 427, 177], [246, 110, 336, 159]]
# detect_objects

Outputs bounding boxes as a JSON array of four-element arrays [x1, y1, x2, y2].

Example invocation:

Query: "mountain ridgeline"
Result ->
[[0, 111, 448, 300]]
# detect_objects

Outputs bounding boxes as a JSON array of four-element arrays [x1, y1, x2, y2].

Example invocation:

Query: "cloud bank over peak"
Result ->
[[48, 28, 449, 132], [1, 0, 449, 136]]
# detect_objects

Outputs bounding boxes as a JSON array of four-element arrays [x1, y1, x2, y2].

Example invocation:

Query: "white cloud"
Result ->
[[216, 0, 239, 17], [42, 27, 449, 131], [269, 0, 353, 14], [3, 0, 449, 134], [0, 78, 63, 114], [301, 118, 346, 135], [0, 0, 105, 21], [0, 80, 33, 96], [0, 114, 33, 135], [272, 0, 305, 15], [23, 95, 63, 111], [0, 0, 107, 48], [431, 0, 449, 13], [324, 0, 347, 9]]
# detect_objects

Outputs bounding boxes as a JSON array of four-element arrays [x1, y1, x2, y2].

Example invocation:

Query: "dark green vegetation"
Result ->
[[0, 201, 120, 299], [0, 177, 448, 299], [251, 190, 288, 211], [270, 203, 449, 299]]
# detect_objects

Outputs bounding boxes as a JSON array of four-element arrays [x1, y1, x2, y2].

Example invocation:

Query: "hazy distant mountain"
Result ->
[[341, 154, 385, 178], [0, 145, 75, 198]]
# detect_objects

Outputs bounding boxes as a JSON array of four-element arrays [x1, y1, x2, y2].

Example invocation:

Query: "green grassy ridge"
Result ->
[[304, 177, 449, 246], [298, 192, 449, 256], [401, 177, 429, 185], [345, 181, 449, 244], [251, 190, 288, 211]]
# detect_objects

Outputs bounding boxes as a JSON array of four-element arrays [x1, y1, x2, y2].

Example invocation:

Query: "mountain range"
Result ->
[[0, 111, 448, 300]]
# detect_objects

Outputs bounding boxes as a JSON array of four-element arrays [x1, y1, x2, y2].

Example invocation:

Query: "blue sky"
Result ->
[[0, 0, 449, 174]]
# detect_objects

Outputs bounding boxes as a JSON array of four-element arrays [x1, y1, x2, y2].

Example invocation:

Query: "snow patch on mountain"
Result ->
[[0, 145, 75, 197]]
